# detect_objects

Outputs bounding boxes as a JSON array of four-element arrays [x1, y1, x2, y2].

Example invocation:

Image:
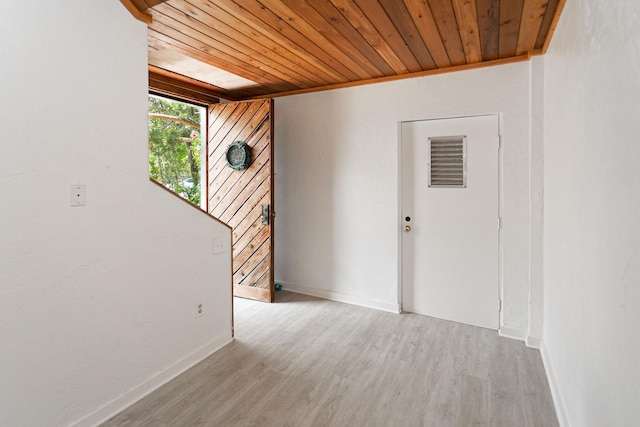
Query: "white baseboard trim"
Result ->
[[540, 342, 570, 427], [499, 326, 527, 341], [71, 334, 233, 427], [525, 335, 542, 349], [280, 282, 401, 314]]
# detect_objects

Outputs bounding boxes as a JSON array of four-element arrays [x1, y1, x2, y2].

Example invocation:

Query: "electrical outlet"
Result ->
[[213, 238, 225, 254], [195, 302, 204, 318], [70, 185, 86, 207]]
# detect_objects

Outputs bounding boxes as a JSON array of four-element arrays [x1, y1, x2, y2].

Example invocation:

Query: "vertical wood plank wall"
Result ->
[[207, 99, 274, 302]]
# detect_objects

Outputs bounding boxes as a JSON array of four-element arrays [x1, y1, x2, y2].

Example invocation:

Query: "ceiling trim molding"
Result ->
[[254, 52, 540, 100], [119, 0, 152, 25]]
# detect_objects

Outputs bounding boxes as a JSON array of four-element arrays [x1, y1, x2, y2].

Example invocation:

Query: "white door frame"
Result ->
[[397, 113, 503, 327]]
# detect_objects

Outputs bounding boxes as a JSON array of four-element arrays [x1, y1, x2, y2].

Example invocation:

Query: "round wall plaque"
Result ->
[[226, 141, 251, 170]]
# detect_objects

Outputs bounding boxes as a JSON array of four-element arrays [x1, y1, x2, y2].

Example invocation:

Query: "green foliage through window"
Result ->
[[148, 95, 204, 206]]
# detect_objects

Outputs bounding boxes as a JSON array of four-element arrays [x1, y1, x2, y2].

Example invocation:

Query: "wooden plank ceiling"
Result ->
[[131, 0, 565, 101]]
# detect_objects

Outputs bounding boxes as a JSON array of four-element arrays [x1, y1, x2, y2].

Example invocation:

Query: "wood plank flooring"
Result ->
[[102, 291, 558, 426]]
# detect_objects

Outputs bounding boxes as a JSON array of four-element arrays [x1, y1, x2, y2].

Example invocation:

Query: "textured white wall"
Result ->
[[542, 1, 640, 426], [0, 1, 232, 426], [528, 55, 545, 347], [274, 62, 537, 336]]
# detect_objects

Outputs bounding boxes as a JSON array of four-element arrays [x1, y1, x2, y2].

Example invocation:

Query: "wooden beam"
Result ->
[[130, 0, 171, 11], [119, 0, 152, 24], [146, 0, 172, 8], [149, 67, 233, 104]]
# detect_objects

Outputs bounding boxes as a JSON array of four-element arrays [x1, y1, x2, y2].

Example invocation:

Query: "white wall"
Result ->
[[274, 62, 539, 338], [0, 1, 232, 426], [542, 1, 640, 426]]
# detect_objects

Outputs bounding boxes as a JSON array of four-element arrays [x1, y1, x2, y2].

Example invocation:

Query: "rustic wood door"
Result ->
[[207, 99, 274, 302]]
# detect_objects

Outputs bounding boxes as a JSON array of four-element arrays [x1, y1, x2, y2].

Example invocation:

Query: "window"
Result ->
[[148, 95, 206, 207]]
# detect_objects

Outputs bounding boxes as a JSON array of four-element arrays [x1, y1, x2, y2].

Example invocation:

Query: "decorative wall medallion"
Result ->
[[226, 141, 252, 170]]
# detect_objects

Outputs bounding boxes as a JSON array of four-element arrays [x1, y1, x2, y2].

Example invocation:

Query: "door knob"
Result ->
[[405, 225, 411, 232]]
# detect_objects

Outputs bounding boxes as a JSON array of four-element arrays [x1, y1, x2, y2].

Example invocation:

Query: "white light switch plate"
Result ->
[[213, 238, 226, 254], [71, 185, 86, 207]]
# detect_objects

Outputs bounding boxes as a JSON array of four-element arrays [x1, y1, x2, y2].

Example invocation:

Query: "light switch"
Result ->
[[213, 238, 226, 254], [71, 185, 86, 207]]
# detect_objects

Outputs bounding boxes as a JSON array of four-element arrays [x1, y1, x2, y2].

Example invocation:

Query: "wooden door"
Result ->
[[401, 115, 499, 329], [207, 99, 274, 302]]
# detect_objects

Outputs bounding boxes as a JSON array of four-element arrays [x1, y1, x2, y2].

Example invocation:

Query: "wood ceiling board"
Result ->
[[256, 0, 374, 80], [307, 0, 396, 75], [131, 0, 149, 10], [377, 0, 436, 70], [229, 0, 358, 82], [140, 0, 565, 100], [499, 0, 524, 58], [516, 0, 548, 55], [352, 0, 423, 72], [121, 0, 153, 24], [427, 0, 467, 66], [149, 68, 232, 103], [186, 0, 336, 86], [403, 0, 452, 68], [149, 78, 219, 104], [451, 0, 483, 63], [279, 0, 385, 78], [535, 0, 561, 50], [329, 0, 410, 74], [477, 0, 500, 61], [153, 2, 315, 88], [261, 52, 534, 99], [146, 41, 298, 99], [209, 0, 351, 84], [148, 27, 283, 89], [149, 11, 297, 88], [137, 0, 169, 9], [149, 48, 259, 90]]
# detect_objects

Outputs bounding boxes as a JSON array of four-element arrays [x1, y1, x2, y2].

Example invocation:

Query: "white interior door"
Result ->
[[401, 115, 499, 330]]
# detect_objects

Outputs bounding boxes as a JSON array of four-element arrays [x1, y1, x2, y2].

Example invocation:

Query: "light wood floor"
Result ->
[[102, 291, 558, 426]]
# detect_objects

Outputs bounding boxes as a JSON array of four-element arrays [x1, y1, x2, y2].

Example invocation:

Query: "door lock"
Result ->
[[261, 204, 270, 225], [405, 225, 411, 232]]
